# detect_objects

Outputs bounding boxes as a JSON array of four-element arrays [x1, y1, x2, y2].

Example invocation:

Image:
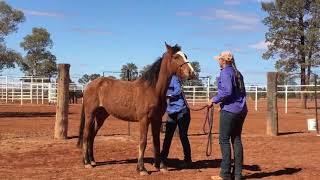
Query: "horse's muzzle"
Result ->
[[188, 71, 196, 80]]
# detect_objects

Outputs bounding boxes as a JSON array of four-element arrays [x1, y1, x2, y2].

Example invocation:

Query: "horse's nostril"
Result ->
[[190, 71, 195, 78]]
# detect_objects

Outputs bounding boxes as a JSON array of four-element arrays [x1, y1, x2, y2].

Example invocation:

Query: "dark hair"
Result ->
[[140, 58, 162, 86], [231, 60, 245, 92]]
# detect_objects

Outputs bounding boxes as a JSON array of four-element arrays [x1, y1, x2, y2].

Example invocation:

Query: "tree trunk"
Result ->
[[267, 72, 278, 136], [300, 68, 307, 109], [299, 14, 307, 109], [54, 64, 70, 139]]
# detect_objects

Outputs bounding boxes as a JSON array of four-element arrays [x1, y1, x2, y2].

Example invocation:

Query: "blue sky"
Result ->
[[3, 0, 275, 84]]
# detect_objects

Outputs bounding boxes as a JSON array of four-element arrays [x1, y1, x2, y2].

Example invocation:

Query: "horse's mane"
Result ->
[[141, 44, 181, 86]]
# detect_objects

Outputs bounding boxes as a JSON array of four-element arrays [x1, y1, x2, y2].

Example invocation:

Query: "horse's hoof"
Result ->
[[153, 164, 160, 170], [139, 170, 149, 176], [160, 168, 168, 173], [84, 164, 93, 169], [90, 161, 96, 166]]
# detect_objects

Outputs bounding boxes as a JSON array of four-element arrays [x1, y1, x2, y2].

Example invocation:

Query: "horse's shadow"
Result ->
[[278, 131, 303, 136], [96, 159, 302, 179], [96, 158, 218, 170], [96, 158, 151, 167], [0, 112, 57, 117], [96, 158, 257, 171]]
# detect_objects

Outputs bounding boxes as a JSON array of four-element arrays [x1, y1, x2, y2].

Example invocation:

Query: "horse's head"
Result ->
[[164, 43, 196, 80]]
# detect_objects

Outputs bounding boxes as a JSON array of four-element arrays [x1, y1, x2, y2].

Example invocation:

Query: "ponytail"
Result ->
[[231, 60, 245, 92]]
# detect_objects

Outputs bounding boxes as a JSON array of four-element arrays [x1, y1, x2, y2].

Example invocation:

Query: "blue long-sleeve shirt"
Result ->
[[166, 75, 187, 115], [212, 65, 247, 113]]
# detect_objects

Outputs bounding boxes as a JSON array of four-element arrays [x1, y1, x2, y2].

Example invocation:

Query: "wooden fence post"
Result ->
[[54, 64, 70, 139], [267, 72, 278, 136]]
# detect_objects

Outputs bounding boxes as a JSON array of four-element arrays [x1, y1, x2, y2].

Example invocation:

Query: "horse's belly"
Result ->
[[111, 113, 138, 122], [102, 88, 137, 121], [104, 105, 137, 122]]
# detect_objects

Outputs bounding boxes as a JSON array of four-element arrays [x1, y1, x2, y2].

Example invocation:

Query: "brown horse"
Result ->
[[77, 43, 195, 175]]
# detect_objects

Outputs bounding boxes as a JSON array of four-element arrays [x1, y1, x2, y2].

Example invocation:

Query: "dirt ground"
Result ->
[[0, 99, 319, 180]]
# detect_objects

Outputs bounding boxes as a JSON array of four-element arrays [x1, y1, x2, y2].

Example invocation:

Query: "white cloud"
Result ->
[[21, 9, 66, 18], [249, 40, 270, 50], [256, 0, 274, 2], [71, 28, 113, 35], [176, 8, 261, 32], [224, 0, 242, 5], [214, 9, 259, 25], [230, 24, 253, 30]]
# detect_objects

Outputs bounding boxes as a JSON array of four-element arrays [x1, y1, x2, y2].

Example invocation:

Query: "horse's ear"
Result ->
[[165, 42, 173, 54]]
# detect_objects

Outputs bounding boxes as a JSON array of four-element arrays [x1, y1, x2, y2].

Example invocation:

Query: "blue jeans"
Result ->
[[219, 110, 247, 180], [161, 108, 191, 162]]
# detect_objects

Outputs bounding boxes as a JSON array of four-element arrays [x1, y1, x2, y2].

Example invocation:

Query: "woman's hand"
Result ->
[[207, 99, 213, 108]]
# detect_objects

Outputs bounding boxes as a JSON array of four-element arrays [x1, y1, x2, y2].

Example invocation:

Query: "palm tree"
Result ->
[[120, 62, 138, 81]]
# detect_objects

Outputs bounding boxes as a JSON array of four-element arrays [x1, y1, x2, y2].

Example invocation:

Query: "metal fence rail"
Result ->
[[0, 76, 85, 105], [0, 76, 319, 114]]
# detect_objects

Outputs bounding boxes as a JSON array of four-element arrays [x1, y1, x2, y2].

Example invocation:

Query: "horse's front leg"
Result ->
[[151, 118, 167, 172], [137, 117, 150, 176]]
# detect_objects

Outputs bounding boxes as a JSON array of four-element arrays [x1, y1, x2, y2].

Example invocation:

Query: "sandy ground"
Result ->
[[0, 99, 319, 180]]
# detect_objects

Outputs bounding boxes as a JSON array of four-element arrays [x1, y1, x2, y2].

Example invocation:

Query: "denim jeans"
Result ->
[[161, 108, 191, 162], [219, 110, 247, 180]]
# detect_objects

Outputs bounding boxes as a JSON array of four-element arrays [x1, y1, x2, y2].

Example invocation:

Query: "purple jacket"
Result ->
[[212, 65, 247, 114]]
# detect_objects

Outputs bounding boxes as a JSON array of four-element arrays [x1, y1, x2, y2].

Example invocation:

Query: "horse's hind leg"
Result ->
[[88, 107, 109, 166], [82, 111, 95, 168]]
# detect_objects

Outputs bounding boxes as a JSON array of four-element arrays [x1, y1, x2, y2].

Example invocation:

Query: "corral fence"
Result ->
[[0, 76, 319, 114], [183, 84, 320, 114], [0, 76, 84, 105]]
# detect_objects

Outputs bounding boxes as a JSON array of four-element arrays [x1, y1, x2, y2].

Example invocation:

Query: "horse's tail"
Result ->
[[77, 103, 85, 148]]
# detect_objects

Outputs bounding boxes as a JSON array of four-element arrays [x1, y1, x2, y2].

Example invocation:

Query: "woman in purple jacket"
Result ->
[[208, 51, 247, 180]]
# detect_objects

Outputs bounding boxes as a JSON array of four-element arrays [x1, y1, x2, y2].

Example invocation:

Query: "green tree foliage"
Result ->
[[0, 1, 25, 70], [19, 27, 57, 78], [277, 73, 298, 85], [261, 0, 320, 108], [78, 73, 101, 84], [139, 64, 151, 77], [182, 61, 202, 86], [120, 62, 138, 80]]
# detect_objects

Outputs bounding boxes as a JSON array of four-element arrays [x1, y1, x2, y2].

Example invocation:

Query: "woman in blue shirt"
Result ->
[[160, 75, 192, 168], [208, 51, 247, 180]]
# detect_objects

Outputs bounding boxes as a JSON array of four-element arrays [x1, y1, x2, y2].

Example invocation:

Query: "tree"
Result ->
[[0, 1, 25, 70], [182, 61, 202, 86], [261, 0, 320, 108], [78, 73, 101, 84], [120, 62, 138, 81], [19, 27, 57, 78], [139, 64, 151, 77], [277, 73, 298, 85]]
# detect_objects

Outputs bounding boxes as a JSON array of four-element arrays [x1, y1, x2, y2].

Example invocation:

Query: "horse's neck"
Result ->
[[155, 59, 173, 100]]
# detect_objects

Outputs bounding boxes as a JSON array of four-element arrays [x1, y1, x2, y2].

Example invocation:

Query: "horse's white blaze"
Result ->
[[176, 51, 194, 72]]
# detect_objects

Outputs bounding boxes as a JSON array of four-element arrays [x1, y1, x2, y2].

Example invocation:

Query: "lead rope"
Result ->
[[204, 106, 214, 156], [179, 80, 214, 156]]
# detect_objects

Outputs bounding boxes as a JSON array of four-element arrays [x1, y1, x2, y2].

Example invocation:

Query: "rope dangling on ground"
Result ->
[[204, 106, 214, 157], [189, 105, 214, 157]]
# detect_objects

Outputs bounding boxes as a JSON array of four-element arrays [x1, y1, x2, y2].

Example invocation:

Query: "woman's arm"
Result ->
[[212, 70, 232, 104]]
